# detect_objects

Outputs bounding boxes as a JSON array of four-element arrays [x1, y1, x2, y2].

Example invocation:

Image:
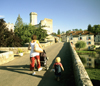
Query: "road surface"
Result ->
[[0, 42, 75, 86]]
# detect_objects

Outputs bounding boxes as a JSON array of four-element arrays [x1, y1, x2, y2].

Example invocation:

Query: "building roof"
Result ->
[[66, 31, 94, 36], [30, 12, 37, 15]]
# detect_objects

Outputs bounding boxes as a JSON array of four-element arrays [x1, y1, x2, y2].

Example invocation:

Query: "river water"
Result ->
[[79, 54, 100, 68]]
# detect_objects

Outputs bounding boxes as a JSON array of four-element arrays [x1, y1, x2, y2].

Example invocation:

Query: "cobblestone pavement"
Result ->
[[0, 42, 75, 86]]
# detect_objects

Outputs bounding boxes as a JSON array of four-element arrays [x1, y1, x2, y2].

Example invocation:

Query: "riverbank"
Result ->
[[86, 68, 100, 86], [76, 49, 100, 86]]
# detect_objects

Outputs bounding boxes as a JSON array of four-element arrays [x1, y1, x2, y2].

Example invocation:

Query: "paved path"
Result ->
[[0, 42, 75, 86]]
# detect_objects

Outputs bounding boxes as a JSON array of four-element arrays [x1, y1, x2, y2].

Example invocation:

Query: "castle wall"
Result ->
[[41, 18, 53, 34], [30, 12, 53, 34]]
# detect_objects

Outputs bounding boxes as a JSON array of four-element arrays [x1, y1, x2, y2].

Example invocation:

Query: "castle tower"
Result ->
[[40, 18, 53, 34], [30, 12, 37, 25]]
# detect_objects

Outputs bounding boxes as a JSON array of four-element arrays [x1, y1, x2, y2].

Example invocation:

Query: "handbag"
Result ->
[[34, 43, 43, 53]]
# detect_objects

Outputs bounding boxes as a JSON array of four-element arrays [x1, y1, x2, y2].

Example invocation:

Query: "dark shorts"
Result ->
[[55, 72, 61, 77]]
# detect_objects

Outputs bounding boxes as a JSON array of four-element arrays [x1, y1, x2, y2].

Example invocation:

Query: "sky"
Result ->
[[0, 0, 100, 33]]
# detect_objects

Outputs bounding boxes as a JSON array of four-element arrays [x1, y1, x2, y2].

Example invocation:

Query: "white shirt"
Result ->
[[30, 41, 39, 57]]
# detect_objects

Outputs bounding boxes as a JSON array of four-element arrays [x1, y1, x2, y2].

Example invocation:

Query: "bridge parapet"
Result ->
[[69, 42, 93, 86], [0, 51, 14, 65]]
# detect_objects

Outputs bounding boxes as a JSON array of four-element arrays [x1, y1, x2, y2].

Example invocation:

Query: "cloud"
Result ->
[[0, 15, 5, 18]]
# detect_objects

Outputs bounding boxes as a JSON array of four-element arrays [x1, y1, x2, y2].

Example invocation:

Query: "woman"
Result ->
[[28, 35, 43, 75]]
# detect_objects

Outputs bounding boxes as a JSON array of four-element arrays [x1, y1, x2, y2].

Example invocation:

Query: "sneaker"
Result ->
[[32, 72, 36, 75], [38, 67, 43, 71]]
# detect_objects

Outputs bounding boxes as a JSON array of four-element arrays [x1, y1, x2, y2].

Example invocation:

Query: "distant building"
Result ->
[[94, 33, 100, 42], [30, 12, 53, 34], [62, 31, 94, 48], [5, 23, 14, 32], [30, 12, 37, 25]]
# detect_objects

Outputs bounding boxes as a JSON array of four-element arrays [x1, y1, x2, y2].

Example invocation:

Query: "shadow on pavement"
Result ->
[[0, 65, 43, 78], [37, 42, 76, 86]]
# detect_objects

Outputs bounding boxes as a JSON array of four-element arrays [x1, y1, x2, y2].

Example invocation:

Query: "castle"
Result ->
[[30, 12, 53, 34], [5, 23, 14, 32]]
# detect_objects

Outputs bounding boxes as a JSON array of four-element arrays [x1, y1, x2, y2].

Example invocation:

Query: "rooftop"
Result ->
[[67, 31, 94, 36]]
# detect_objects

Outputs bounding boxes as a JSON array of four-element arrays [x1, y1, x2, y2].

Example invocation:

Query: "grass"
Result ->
[[76, 50, 96, 54], [86, 68, 100, 86], [76, 49, 100, 86]]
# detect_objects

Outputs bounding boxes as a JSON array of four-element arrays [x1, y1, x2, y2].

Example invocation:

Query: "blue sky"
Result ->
[[0, 0, 100, 33]]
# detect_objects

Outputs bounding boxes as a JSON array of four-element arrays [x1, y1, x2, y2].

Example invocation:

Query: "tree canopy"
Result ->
[[15, 14, 23, 29], [75, 41, 86, 50], [0, 19, 22, 47], [14, 24, 48, 45], [57, 29, 60, 35], [87, 24, 100, 33]]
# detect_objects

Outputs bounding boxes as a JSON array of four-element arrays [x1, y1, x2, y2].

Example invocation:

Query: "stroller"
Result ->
[[40, 50, 49, 70]]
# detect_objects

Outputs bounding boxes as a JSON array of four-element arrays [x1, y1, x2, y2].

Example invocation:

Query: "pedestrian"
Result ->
[[71, 42, 76, 50], [28, 35, 43, 75], [53, 57, 64, 81]]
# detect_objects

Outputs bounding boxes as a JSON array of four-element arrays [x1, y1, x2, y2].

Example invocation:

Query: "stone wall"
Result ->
[[0, 42, 54, 55], [0, 47, 29, 55], [69, 42, 93, 86], [0, 42, 55, 65], [0, 51, 14, 65]]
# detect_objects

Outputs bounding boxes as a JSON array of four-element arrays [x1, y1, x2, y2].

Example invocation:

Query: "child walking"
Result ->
[[53, 57, 64, 81]]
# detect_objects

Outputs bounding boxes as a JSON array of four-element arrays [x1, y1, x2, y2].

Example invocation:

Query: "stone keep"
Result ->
[[30, 12, 53, 34], [30, 12, 37, 25], [40, 18, 53, 34]]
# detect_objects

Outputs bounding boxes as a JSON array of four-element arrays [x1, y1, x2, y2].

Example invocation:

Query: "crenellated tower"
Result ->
[[30, 12, 37, 25]]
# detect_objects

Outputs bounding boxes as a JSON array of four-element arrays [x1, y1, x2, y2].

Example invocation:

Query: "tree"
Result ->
[[51, 32, 57, 36], [73, 29, 78, 31], [57, 29, 60, 35], [15, 24, 48, 45], [66, 30, 71, 34], [0, 19, 22, 47], [87, 24, 100, 33], [75, 41, 86, 50], [87, 24, 92, 31], [61, 31, 65, 34], [15, 14, 23, 28], [79, 29, 82, 31]]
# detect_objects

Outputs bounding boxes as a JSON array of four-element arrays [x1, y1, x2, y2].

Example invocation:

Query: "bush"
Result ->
[[75, 41, 86, 50]]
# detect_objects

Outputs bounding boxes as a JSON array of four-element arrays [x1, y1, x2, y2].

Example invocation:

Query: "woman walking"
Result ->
[[28, 35, 43, 75]]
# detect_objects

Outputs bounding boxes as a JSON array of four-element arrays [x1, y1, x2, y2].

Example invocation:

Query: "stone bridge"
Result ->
[[0, 42, 93, 86]]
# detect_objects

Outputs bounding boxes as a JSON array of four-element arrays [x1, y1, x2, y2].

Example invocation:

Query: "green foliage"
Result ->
[[0, 19, 22, 47], [51, 32, 57, 36], [76, 50, 96, 54], [66, 30, 71, 33], [57, 29, 60, 34], [72, 29, 83, 31], [87, 24, 100, 33], [80, 57, 86, 64], [87, 24, 92, 31], [91, 45, 96, 48], [79, 29, 82, 31], [75, 41, 86, 50], [72, 29, 78, 31], [61, 31, 65, 34], [18, 48, 23, 53], [14, 24, 48, 45], [86, 69, 100, 86], [15, 14, 23, 28]]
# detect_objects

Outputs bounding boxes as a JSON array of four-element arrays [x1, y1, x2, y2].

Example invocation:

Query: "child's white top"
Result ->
[[30, 41, 39, 57]]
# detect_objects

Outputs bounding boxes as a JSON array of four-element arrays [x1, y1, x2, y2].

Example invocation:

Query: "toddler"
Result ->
[[53, 57, 64, 81]]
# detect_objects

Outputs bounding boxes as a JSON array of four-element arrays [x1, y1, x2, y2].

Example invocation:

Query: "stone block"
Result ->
[[69, 42, 93, 86], [0, 51, 14, 65]]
